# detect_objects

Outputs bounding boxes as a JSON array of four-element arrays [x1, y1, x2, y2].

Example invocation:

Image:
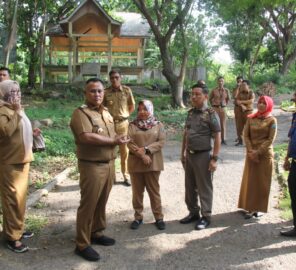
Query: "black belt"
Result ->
[[212, 105, 225, 108], [79, 159, 110, 164], [188, 149, 210, 154], [114, 118, 128, 123]]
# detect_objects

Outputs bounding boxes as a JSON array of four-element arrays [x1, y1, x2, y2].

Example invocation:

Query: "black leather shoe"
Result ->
[[123, 178, 131, 186], [130, 219, 143, 230], [195, 217, 210, 230], [75, 246, 100, 261], [180, 213, 200, 224], [221, 140, 227, 145], [91, 235, 115, 246], [155, 219, 166, 230], [280, 228, 296, 237], [235, 141, 243, 146]]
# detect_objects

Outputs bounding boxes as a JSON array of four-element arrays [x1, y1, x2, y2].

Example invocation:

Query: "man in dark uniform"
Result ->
[[104, 70, 135, 186], [70, 78, 130, 261], [281, 93, 296, 237], [180, 82, 221, 230]]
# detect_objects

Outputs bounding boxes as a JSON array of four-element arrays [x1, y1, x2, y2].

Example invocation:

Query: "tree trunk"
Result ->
[[280, 54, 296, 75], [27, 47, 38, 89]]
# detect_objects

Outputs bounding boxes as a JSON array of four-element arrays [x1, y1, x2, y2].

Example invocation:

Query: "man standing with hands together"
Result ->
[[180, 82, 221, 230]]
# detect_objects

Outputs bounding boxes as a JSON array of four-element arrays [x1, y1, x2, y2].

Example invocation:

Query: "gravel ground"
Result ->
[[0, 103, 296, 270]]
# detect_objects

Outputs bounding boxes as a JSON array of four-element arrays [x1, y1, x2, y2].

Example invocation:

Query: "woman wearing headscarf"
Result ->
[[127, 100, 166, 230], [238, 95, 277, 219], [0, 80, 40, 252]]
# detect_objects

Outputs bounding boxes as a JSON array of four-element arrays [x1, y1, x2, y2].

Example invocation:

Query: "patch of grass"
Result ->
[[34, 201, 48, 209], [278, 188, 293, 220], [25, 214, 48, 234], [274, 143, 292, 220]]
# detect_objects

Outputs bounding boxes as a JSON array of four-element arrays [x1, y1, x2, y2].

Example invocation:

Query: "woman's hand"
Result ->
[[248, 150, 259, 163], [141, 154, 152, 165], [137, 147, 145, 156]]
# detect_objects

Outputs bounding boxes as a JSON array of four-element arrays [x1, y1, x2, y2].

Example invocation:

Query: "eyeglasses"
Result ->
[[89, 89, 104, 94]]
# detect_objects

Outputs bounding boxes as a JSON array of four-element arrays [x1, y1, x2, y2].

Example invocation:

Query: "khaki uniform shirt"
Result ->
[[127, 122, 165, 173], [186, 105, 221, 151], [244, 116, 277, 155], [209, 87, 230, 107], [70, 105, 116, 161], [236, 89, 255, 111], [0, 106, 33, 164], [103, 85, 135, 120]]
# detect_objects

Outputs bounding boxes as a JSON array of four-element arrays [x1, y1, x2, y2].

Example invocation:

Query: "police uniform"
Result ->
[[103, 85, 135, 180], [184, 105, 221, 219], [0, 106, 33, 241], [234, 89, 255, 144], [127, 122, 165, 221], [70, 104, 116, 250], [209, 87, 230, 142]]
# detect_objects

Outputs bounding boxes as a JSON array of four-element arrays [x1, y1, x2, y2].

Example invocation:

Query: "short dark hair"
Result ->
[[85, 77, 104, 86], [191, 82, 208, 95], [217, 76, 224, 80], [236, 76, 243, 81], [242, 79, 250, 85], [0, 66, 10, 74], [109, 69, 121, 77]]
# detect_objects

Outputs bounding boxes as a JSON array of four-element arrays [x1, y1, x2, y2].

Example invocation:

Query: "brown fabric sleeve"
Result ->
[[146, 123, 166, 154], [127, 124, 140, 153], [70, 109, 92, 136], [257, 117, 277, 155], [243, 118, 252, 151], [127, 88, 135, 106], [0, 111, 21, 138]]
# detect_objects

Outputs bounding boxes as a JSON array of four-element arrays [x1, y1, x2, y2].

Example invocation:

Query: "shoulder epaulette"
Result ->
[[79, 104, 88, 109]]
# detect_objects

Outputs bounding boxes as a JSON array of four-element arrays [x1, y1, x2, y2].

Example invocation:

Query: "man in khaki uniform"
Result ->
[[180, 82, 221, 230], [232, 76, 243, 142], [70, 78, 130, 262], [104, 69, 135, 186], [234, 80, 255, 146], [209, 76, 230, 145]]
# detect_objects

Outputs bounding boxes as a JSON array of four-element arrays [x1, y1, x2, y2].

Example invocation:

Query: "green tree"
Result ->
[[203, 0, 296, 75], [133, 0, 195, 107]]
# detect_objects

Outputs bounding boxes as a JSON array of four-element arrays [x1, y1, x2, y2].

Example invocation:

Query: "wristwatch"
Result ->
[[144, 146, 150, 154], [210, 155, 218, 161]]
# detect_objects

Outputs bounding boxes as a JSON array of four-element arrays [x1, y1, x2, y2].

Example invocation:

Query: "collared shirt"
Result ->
[[70, 104, 116, 161], [209, 87, 230, 107], [103, 85, 135, 119], [185, 104, 221, 151], [235, 89, 255, 110]]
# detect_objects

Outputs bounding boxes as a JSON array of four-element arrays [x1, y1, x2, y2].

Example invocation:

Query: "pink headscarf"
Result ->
[[248, 95, 274, 119]]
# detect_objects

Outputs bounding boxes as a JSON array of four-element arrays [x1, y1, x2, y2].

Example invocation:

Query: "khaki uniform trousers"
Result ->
[[76, 160, 114, 250], [130, 171, 163, 221], [213, 107, 227, 141], [185, 151, 213, 218], [0, 163, 30, 241], [115, 120, 129, 179], [235, 107, 252, 142]]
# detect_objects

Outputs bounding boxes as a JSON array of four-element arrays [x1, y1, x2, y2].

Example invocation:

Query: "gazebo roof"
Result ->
[[47, 0, 150, 38]]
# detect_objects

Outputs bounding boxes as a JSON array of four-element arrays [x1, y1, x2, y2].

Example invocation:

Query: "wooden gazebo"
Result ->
[[44, 0, 150, 84]]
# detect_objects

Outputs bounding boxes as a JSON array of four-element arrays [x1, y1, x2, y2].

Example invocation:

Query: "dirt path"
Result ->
[[1, 106, 296, 270]]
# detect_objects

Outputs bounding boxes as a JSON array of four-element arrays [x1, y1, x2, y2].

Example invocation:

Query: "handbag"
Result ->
[[33, 134, 46, 152]]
